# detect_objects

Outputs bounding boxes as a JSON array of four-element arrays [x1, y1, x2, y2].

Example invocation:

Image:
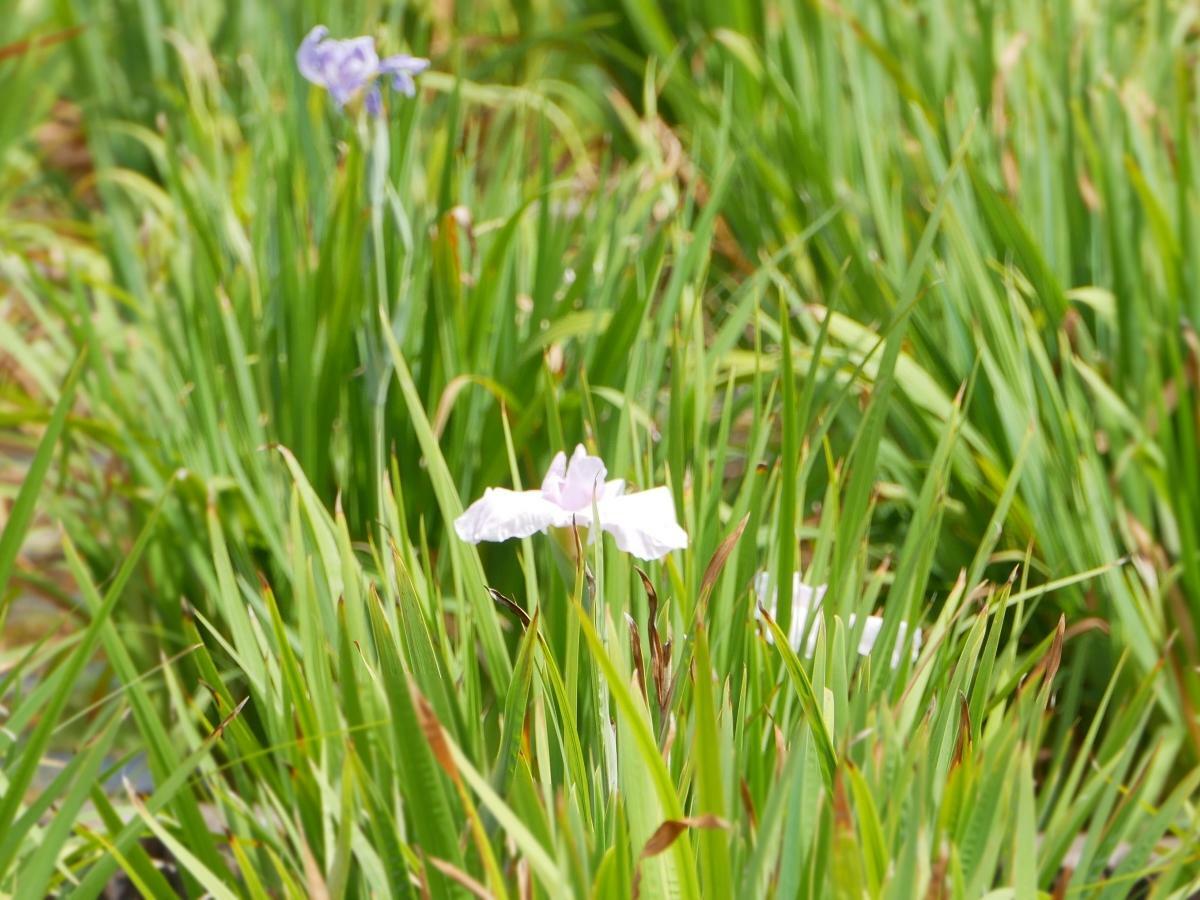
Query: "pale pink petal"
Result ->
[[454, 488, 573, 544], [595, 487, 688, 560], [558, 444, 608, 510], [539, 451, 568, 498]]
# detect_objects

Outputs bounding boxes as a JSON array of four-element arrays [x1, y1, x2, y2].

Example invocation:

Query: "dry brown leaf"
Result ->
[[634, 566, 671, 715], [0, 26, 84, 62], [631, 815, 730, 899], [698, 513, 749, 609], [950, 693, 971, 769], [626, 612, 648, 702], [488, 586, 532, 629]]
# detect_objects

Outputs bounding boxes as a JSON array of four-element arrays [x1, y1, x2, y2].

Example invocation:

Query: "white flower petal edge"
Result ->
[[454, 445, 688, 560], [753, 573, 920, 668], [753, 572, 826, 654], [453, 488, 573, 544], [854, 615, 921, 668], [597, 487, 689, 560]]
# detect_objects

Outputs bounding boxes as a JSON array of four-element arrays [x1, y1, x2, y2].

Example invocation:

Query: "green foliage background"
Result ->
[[2, 0, 1199, 896]]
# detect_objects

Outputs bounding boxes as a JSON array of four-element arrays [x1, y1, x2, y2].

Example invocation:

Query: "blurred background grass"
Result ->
[[2, 0, 1200, 896]]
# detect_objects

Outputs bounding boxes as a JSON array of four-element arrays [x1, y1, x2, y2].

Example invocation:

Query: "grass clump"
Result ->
[[1, 0, 1199, 896]]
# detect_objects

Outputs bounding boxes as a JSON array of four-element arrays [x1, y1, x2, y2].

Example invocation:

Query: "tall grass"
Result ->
[[2, 0, 1199, 896]]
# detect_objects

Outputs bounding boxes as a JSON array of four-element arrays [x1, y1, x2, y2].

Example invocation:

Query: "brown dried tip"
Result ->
[[631, 815, 730, 899], [626, 613, 648, 702], [0, 26, 84, 62], [950, 693, 972, 769], [488, 586, 531, 629], [210, 696, 249, 741], [698, 514, 749, 609], [634, 567, 671, 716]]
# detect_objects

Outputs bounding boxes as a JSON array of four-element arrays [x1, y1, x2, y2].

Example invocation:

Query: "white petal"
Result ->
[[757, 574, 935, 663], [752, 571, 773, 603], [754, 572, 827, 608], [454, 488, 573, 544], [779, 601, 819, 656], [854, 614, 883, 656], [595, 487, 688, 560], [600, 478, 626, 500], [851, 615, 921, 668], [796, 579, 827, 608], [754, 573, 827, 654], [793, 609, 821, 656], [754, 585, 819, 655]]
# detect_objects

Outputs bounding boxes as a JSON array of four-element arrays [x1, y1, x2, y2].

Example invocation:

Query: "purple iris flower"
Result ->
[[296, 26, 429, 114]]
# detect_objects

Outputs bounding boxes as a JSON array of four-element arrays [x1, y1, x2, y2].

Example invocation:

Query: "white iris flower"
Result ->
[[454, 445, 688, 561], [754, 572, 921, 668]]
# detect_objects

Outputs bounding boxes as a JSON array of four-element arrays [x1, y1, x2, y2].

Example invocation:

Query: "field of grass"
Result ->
[[3, 0, 1200, 896]]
